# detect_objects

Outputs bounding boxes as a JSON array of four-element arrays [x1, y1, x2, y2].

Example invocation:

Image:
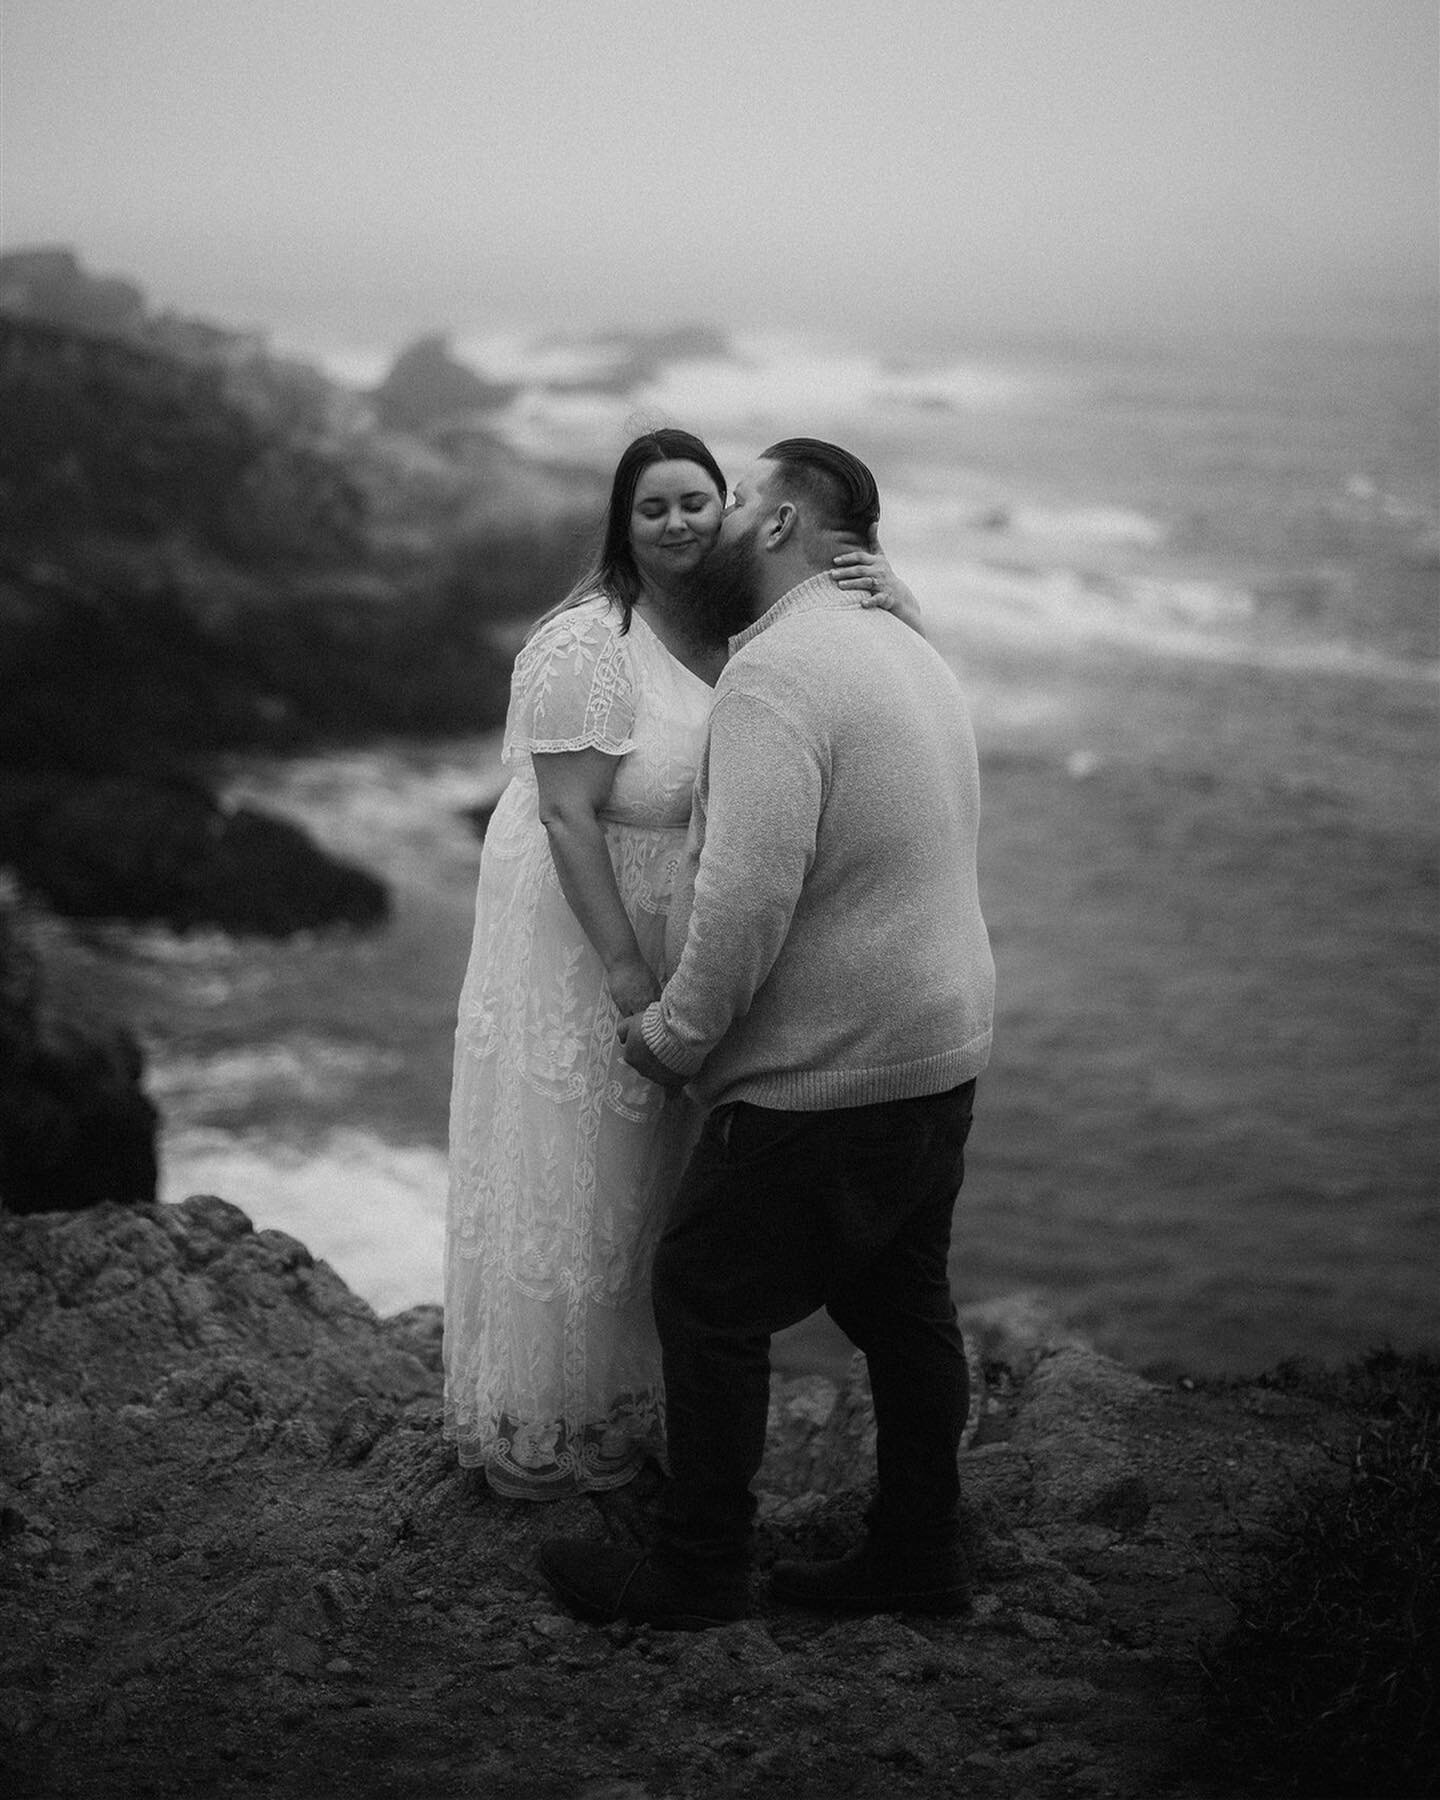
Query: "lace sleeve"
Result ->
[[502, 599, 639, 764]]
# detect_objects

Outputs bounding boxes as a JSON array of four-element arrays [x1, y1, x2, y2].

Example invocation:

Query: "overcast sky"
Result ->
[[2, 0, 1436, 362]]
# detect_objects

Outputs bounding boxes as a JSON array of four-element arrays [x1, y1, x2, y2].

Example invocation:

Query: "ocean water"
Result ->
[[101, 326, 1437, 1377]]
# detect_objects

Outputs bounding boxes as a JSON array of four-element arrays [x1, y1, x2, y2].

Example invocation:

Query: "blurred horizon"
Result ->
[[7, 241, 1440, 403], [3, 0, 1436, 371]]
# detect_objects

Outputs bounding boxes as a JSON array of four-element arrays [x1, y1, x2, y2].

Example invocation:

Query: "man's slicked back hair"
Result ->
[[759, 438, 880, 539]]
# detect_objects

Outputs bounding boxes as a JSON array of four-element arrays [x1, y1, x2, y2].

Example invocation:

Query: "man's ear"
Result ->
[[765, 502, 798, 550]]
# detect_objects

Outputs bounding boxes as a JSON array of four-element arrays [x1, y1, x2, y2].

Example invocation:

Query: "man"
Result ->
[[539, 439, 995, 1629]]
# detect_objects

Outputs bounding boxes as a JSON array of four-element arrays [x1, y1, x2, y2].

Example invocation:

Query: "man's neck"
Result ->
[[750, 554, 828, 621]]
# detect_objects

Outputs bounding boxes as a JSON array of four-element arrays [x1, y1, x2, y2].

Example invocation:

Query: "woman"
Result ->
[[443, 427, 912, 1499]]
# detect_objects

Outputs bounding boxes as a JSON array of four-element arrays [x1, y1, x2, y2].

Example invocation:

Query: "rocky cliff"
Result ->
[[0, 895, 156, 1217], [0, 1194, 1369, 1799], [0, 252, 574, 945]]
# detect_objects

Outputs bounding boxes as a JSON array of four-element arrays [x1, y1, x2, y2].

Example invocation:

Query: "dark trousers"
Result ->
[[651, 1079, 976, 1571]]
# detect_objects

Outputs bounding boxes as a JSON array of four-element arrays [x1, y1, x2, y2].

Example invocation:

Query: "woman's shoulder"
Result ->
[[512, 594, 634, 699], [532, 590, 619, 633], [505, 589, 640, 757], [524, 592, 627, 655]]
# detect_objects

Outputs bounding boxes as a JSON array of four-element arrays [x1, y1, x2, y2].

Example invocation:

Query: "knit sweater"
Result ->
[[640, 573, 994, 1110]]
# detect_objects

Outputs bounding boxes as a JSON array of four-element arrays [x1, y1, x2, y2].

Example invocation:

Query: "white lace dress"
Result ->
[[444, 594, 711, 1496]]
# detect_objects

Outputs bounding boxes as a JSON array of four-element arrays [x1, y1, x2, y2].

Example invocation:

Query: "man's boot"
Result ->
[[538, 1538, 749, 1631], [770, 1531, 971, 1616]]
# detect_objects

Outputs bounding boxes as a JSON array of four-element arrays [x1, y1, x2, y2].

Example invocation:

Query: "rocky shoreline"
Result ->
[[0, 263, 564, 953], [0, 1195, 1363, 1799]]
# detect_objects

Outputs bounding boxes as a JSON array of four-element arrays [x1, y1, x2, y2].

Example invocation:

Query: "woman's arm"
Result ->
[[532, 747, 659, 1016], [831, 539, 926, 638]]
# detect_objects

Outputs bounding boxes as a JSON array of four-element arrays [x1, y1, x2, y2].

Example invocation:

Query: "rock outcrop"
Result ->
[[370, 334, 520, 436], [0, 1197, 1352, 1799], [0, 772, 390, 938], [0, 896, 156, 1214]]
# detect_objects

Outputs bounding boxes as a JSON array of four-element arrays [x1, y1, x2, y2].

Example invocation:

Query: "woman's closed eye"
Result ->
[[641, 492, 714, 518]]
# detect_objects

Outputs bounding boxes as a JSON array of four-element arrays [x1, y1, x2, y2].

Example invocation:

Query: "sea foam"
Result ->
[[161, 1125, 448, 1317]]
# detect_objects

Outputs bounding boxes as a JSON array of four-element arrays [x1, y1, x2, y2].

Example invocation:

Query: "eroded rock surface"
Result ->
[[1, 1198, 1348, 1799]]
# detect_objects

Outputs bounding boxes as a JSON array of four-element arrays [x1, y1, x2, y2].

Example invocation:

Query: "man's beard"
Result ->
[[675, 523, 761, 645]]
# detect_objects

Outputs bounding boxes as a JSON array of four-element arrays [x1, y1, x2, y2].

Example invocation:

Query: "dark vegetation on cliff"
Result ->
[[1202, 1348, 1440, 1798]]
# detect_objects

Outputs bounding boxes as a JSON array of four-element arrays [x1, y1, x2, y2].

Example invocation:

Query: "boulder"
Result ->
[[1011, 1346, 1157, 1528], [0, 772, 389, 935], [0, 1196, 434, 1448], [0, 894, 156, 1213]]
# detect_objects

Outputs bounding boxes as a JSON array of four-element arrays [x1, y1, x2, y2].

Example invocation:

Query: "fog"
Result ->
[[3, 0, 1435, 364]]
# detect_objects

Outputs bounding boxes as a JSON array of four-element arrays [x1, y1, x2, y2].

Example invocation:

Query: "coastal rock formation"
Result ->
[[0, 897, 156, 1214], [0, 772, 390, 937], [0, 1195, 1356, 1798], [370, 333, 520, 436], [0, 248, 147, 342], [0, 257, 550, 955]]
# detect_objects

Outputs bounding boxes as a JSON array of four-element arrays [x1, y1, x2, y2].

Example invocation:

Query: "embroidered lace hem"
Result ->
[[447, 1406, 666, 1499]]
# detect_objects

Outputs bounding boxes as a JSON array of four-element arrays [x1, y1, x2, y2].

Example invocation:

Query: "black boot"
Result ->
[[770, 1534, 971, 1616], [538, 1539, 748, 1631]]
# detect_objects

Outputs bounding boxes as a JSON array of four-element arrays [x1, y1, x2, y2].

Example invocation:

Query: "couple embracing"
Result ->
[[443, 430, 995, 1629]]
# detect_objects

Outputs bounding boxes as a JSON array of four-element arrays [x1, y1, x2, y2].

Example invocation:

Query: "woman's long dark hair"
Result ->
[[533, 428, 727, 637]]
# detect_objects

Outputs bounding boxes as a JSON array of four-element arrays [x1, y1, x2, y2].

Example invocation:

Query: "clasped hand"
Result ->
[[617, 1010, 686, 1089], [605, 955, 660, 1020]]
